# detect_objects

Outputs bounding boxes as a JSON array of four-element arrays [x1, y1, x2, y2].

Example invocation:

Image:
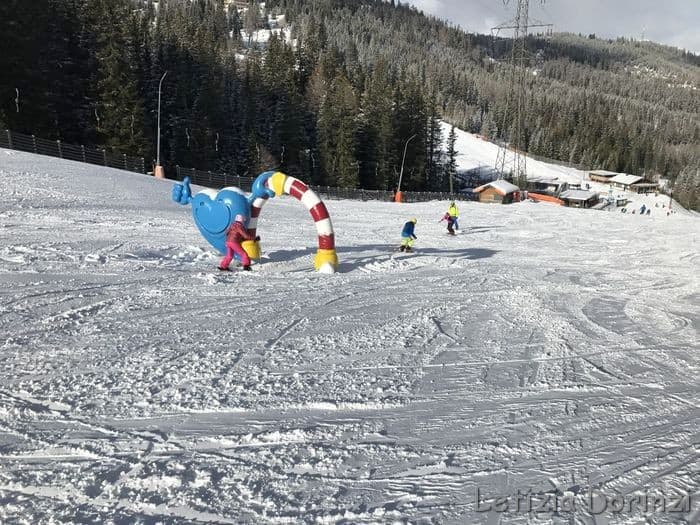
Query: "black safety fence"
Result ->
[[176, 165, 477, 203], [175, 166, 257, 192], [1, 129, 476, 203], [1, 129, 145, 174]]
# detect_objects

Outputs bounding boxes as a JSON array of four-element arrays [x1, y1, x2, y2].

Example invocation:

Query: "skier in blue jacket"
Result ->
[[399, 218, 418, 252]]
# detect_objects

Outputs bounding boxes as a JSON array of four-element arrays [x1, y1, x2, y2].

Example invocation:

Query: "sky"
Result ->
[[407, 0, 700, 54]]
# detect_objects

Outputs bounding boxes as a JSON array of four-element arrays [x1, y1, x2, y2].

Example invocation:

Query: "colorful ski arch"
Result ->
[[172, 171, 338, 273], [250, 171, 338, 274]]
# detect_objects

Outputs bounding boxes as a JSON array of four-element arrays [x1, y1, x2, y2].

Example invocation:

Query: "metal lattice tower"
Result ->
[[492, 0, 552, 184]]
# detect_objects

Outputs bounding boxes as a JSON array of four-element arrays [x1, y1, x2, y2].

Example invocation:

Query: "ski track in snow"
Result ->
[[0, 148, 698, 523]]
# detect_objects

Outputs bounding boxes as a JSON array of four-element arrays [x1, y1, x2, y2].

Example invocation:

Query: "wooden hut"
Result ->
[[473, 180, 520, 204], [610, 174, 643, 191], [526, 177, 568, 196], [589, 170, 619, 183], [560, 189, 599, 208], [630, 182, 659, 194]]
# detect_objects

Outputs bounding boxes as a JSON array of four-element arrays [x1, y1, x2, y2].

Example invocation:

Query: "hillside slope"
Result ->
[[280, 0, 700, 205]]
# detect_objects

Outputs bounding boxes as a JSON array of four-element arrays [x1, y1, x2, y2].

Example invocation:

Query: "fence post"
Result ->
[[6, 130, 12, 149], [123, 154, 127, 169], [32, 135, 37, 153], [102, 149, 107, 166], [57, 140, 63, 158], [81, 145, 86, 162], [140, 157, 145, 174]]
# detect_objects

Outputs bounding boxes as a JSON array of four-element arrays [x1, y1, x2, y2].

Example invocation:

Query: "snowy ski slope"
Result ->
[[0, 148, 698, 523]]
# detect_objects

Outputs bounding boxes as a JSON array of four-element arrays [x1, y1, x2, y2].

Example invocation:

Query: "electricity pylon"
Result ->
[[492, 0, 552, 184]]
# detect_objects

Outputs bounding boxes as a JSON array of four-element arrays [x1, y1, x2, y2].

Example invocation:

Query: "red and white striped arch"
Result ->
[[248, 172, 338, 273]]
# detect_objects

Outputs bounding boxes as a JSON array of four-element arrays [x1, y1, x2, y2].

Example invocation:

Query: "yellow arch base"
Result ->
[[242, 240, 261, 260], [314, 249, 338, 273]]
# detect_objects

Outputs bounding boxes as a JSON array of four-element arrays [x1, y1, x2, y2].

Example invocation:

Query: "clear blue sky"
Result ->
[[407, 0, 700, 54]]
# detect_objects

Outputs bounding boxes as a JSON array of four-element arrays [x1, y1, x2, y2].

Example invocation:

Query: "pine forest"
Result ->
[[0, 0, 698, 209]]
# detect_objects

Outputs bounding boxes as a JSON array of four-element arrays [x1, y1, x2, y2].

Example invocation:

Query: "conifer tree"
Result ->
[[89, 0, 147, 154], [318, 72, 359, 187], [0, 0, 50, 133], [426, 90, 444, 191], [446, 125, 458, 193], [357, 58, 395, 189], [393, 78, 427, 191]]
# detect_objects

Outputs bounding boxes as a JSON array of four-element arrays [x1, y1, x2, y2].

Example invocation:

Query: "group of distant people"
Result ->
[[619, 201, 678, 216], [621, 204, 651, 215], [398, 201, 460, 252]]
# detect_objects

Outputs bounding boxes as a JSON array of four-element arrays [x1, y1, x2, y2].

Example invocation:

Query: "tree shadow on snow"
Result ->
[[338, 245, 500, 272], [458, 225, 503, 234], [264, 244, 393, 272], [264, 244, 499, 273], [412, 247, 500, 260], [263, 246, 317, 263]]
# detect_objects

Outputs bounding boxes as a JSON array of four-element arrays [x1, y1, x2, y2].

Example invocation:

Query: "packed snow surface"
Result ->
[[0, 148, 698, 523]]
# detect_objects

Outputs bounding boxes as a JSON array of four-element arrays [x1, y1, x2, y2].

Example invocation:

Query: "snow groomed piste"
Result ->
[[172, 170, 339, 273], [2, 148, 699, 523]]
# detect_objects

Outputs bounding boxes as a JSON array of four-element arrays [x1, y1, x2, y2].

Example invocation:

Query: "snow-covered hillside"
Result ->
[[1, 148, 698, 523], [442, 121, 590, 185], [442, 122, 695, 217]]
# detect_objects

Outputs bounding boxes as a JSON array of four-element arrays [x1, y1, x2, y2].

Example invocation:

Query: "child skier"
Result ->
[[218, 214, 258, 271], [440, 212, 455, 235], [447, 201, 459, 230], [399, 218, 418, 252]]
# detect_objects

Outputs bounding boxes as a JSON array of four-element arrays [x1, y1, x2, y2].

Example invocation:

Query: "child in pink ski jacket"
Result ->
[[218, 214, 257, 271], [440, 212, 455, 235]]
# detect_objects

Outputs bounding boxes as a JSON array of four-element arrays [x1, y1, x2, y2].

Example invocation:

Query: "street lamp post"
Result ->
[[155, 71, 168, 179], [395, 133, 417, 202]]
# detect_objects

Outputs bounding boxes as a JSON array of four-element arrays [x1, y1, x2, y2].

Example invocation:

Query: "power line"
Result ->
[[492, 0, 552, 185]]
